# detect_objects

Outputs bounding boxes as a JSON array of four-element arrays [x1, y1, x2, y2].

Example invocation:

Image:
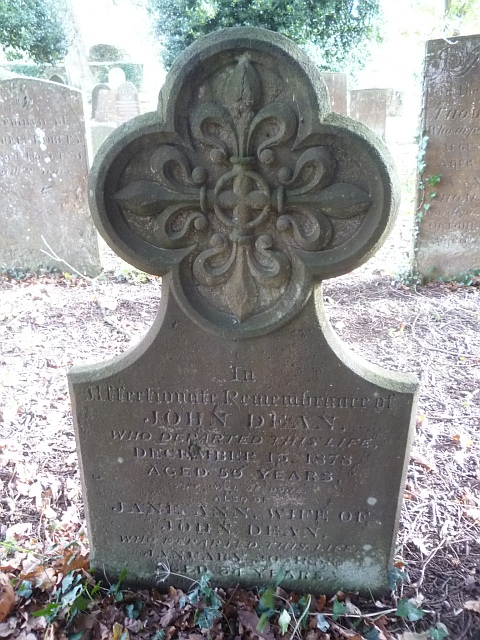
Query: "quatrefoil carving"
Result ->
[[90, 28, 398, 337]]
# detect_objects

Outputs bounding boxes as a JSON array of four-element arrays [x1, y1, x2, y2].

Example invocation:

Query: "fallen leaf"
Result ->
[[464, 599, 480, 613], [465, 508, 480, 523], [237, 610, 276, 640], [0, 618, 19, 638], [411, 453, 437, 473], [329, 622, 363, 638], [453, 433, 473, 449], [112, 622, 130, 640], [0, 574, 15, 623]]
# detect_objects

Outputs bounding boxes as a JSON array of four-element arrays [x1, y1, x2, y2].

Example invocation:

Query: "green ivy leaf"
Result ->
[[60, 572, 77, 594], [198, 572, 211, 591], [316, 614, 330, 632], [429, 623, 448, 639], [209, 590, 222, 608], [278, 609, 291, 634], [388, 566, 409, 590], [196, 606, 220, 629], [396, 598, 424, 621], [17, 580, 32, 598], [32, 602, 62, 623], [259, 586, 276, 611], [364, 627, 381, 640], [125, 603, 140, 619], [332, 599, 347, 621], [256, 612, 271, 632], [274, 567, 286, 586]]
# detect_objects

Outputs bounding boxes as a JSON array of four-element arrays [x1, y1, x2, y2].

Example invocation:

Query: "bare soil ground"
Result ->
[[1, 205, 480, 638]]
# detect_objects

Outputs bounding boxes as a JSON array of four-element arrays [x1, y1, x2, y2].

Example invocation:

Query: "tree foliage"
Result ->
[[148, 0, 381, 71], [0, 0, 68, 64]]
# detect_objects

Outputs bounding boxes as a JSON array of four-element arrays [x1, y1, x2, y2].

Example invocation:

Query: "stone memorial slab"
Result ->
[[70, 28, 418, 594], [415, 35, 480, 280], [321, 73, 348, 115], [350, 88, 392, 140], [94, 85, 116, 123], [91, 123, 116, 159], [108, 67, 126, 90], [0, 78, 101, 276], [116, 81, 140, 124], [92, 83, 110, 119]]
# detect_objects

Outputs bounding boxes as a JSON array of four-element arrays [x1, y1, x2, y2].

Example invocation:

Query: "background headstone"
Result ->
[[49, 74, 66, 84], [91, 83, 110, 119], [116, 82, 141, 124], [415, 35, 480, 280], [94, 85, 116, 123], [350, 88, 389, 139], [70, 28, 418, 594], [108, 67, 126, 90], [321, 72, 348, 115], [0, 78, 101, 276], [90, 123, 116, 159]]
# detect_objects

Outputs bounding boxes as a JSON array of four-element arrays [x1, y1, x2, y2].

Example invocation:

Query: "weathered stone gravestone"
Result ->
[[350, 88, 402, 140], [70, 28, 418, 593], [93, 85, 117, 124], [321, 73, 348, 115], [91, 83, 110, 119], [116, 82, 140, 124], [0, 78, 101, 276], [90, 124, 116, 159], [415, 35, 480, 280], [108, 67, 126, 90]]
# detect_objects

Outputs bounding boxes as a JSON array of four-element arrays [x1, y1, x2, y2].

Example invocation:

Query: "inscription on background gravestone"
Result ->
[[116, 82, 140, 124], [94, 85, 117, 123], [0, 79, 101, 276], [350, 89, 390, 140], [321, 73, 348, 115], [415, 36, 480, 280], [91, 83, 110, 119], [70, 28, 418, 593], [108, 67, 126, 90]]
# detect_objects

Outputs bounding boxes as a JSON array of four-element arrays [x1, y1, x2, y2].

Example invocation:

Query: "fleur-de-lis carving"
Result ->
[[93, 28, 396, 337]]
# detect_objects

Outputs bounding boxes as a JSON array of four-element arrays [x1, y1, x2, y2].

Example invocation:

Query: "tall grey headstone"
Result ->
[[350, 88, 401, 140], [415, 35, 480, 280], [0, 79, 101, 276], [94, 85, 116, 123], [70, 28, 418, 594], [108, 67, 126, 90], [321, 73, 348, 115], [116, 82, 140, 124], [90, 123, 116, 159], [91, 83, 110, 119]]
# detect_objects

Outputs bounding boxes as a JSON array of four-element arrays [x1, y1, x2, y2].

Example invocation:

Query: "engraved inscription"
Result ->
[[416, 36, 480, 277], [98, 373, 394, 571]]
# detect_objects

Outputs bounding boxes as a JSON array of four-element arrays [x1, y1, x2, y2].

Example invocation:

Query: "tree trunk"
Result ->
[[63, 0, 95, 91]]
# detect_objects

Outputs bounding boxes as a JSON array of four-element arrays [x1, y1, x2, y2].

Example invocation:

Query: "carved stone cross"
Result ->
[[91, 28, 396, 337], [72, 28, 418, 595]]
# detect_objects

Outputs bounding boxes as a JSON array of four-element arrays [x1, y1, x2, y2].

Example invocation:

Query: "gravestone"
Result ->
[[108, 67, 126, 90], [116, 82, 140, 124], [90, 123, 116, 159], [350, 88, 401, 140], [91, 83, 110, 119], [69, 28, 418, 594], [94, 85, 116, 123], [0, 78, 101, 276], [321, 73, 348, 115], [415, 35, 480, 280]]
